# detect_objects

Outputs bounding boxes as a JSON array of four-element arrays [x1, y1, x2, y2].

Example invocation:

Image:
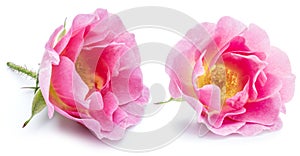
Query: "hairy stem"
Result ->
[[7, 62, 37, 79]]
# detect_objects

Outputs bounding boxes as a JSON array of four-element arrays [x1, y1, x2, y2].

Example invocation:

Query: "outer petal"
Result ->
[[166, 40, 197, 99], [242, 24, 271, 55], [214, 16, 247, 49], [51, 56, 91, 121], [255, 73, 282, 100], [166, 22, 218, 99], [54, 12, 97, 54], [266, 47, 295, 102], [39, 26, 62, 118], [204, 119, 246, 136], [121, 86, 149, 116], [60, 29, 85, 62], [237, 118, 282, 136], [83, 13, 126, 48], [230, 93, 282, 125]]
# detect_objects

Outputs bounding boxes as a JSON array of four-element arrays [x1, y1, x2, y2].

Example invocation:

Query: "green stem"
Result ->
[[155, 97, 184, 104], [7, 62, 37, 79]]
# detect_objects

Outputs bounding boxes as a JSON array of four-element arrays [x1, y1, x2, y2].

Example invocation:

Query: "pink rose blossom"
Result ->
[[39, 9, 149, 140], [166, 16, 295, 136]]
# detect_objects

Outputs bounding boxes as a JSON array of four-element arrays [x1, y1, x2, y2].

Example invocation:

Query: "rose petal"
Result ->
[[230, 93, 281, 125], [198, 84, 222, 113], [214, 16, 247, 49], [223, 52, 267, 100], [103, 92, 119, 116], [111, 67, 143, 105], [207, 107, 246, 128], [51, 56, 77, 107], [60, 29, 85, 62], [39, 26, 62, 118], [99, 126, 125, 140], [255, 73, 282, 100], [86, 91, 103, 110], [224, 36, 250, 52], [242, 24, 271, 55], [226, 79, 250, 109], [266, 46, 295, 102], [89, 110, 114, 132], [237, 118, 282, 136], [204, 118, 246, 136], [83, 13, 126, 48], [166, 40, 197, 98]]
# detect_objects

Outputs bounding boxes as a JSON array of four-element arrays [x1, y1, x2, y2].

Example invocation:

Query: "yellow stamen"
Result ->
[[75, 55, 104, 90], [197, 63, 241, 106]]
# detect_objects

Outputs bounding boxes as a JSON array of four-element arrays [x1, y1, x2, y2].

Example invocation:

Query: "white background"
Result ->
[[0, 0, 299, 155]]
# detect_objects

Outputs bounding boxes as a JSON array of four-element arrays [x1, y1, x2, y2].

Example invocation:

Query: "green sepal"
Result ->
[[57, 18, 67, 42], [22, 89, 46, 128]]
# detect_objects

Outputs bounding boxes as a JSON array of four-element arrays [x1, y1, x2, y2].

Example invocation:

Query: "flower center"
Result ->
[[75, 54, 104, 90], [197, 64, 241, 105]]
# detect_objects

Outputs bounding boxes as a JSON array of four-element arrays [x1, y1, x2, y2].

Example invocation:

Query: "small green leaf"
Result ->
[[57, 18, 67, 42], [22, 89, 46, 128]]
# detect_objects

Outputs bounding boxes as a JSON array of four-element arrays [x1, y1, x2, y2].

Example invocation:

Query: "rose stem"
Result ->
[[6, 62, 37, 79]]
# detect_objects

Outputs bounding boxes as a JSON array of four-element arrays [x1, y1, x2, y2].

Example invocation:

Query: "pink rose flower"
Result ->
[[166, 16, 295, 136], [39, 9, 149, 140]]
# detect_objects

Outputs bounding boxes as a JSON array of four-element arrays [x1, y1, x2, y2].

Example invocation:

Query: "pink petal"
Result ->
[[54, 12, 97, 54], [204, 118, 246, 136], [230, 93, 281, 125], [89, 110, 114, 132], [184, 23, 217, 56], [266, 46, 295, 102], [99, 125, 125, 140], [119, 114, 141, 129], [103, 92, 119, 116], [168, 78, 182, 99], [198, 85, 222, 113], [214, 16, 247, 49], [237, 118, 282, 136], [113, 107, 142, 129], [207, 107, 246, 128], [39, 26, 62, 118], [113, 108, 128, 126], [100, 33, 138, 76], [111, 67, 143, 105], [166, 40, 197, 98], [46, 26, 64, 50], [201, 22, 216, 36], [60, 29, 85, 62], [51, 56, 77, 108], [86, 91, 103, 110], [223, 36, 250, 52], [72, 66, 90, 108], [242, 24, 271, 55], [255, 73, 282, 100], [71, 13, 97, 33], [226, 79, 250, 109], [182, 94, 203, 119], [83, 13, 126, 48], [222, 52, 267, 100]]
